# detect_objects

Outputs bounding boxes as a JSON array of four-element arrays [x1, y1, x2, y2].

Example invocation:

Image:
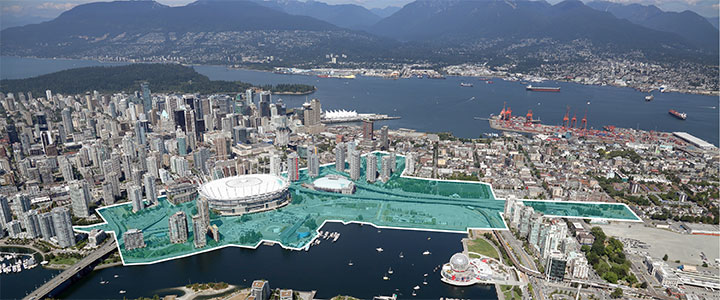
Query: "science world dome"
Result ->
[[450, 253, 470, 271]]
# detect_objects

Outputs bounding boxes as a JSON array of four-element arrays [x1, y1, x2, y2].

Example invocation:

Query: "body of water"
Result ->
[[1, 56, 717, 145], [58, 223, 494, 299], [0, 55, 718, 299]]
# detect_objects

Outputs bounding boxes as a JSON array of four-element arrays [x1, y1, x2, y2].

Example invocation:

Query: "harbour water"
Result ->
[[2, 56, 717, 145]]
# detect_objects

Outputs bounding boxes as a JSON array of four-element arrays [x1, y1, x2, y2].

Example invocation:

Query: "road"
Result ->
[[23, 239, 117, 300]]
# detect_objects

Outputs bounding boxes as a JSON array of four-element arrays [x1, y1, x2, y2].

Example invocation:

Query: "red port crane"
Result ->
[[562, 106, 570, 128], [571, 113, 577, 129], [526, 109, 533, 125]]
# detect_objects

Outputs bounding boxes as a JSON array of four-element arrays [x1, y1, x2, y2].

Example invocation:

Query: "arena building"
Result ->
[[198, 174, 290, 215], [310, 175, 355, 194]]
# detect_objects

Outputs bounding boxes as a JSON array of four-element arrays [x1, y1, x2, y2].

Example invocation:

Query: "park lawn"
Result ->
[[501, 285, 521, 300], [468, 238, 499, 260]]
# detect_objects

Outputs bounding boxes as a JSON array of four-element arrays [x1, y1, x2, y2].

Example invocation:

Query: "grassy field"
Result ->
[[501, 285, 522, 300], [467, 238, 500, 260]]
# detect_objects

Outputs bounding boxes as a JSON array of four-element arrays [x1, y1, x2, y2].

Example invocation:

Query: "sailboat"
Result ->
[[388, 267, 393, 275], [399, 252, 404, 258]]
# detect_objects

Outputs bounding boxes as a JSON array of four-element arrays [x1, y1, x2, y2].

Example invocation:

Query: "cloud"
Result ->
[[37, 2, 77, 10], [1, 5, 23, 13]]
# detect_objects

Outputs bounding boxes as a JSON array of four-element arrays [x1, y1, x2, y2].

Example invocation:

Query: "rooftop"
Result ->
[[199, 174, 289, 200]]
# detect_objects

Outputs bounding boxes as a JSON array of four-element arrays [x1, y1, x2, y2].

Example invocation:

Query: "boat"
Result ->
[[399, 252, 404, 258], [422, 250, 431, 255], [412, 292, 417, 296], [113, 275, 119, 278], [388, 267, 393, 275], [526, 85, 560, 92], [460, 83, 473, 87], [423, 280, 428, 285], [413, 285, 420, 290], [383, 274, 389, 280], [119, 290, 126, 294], [348, 261, 354, 266], [659, 85, 667, 93], [645, 94, 654, 101], [669, 109, 687, 120], [376, 248, 384, 252]]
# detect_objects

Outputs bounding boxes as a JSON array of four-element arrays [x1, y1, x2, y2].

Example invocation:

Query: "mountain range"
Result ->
[[0, 0, 717, 67], [587, 1, 719, 51]]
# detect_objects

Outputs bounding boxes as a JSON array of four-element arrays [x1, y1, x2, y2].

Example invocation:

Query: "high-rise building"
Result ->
[[196, 197, 210, 229], [366, 154, 377, 183], [38, 212, 55, 240], [389, 153, 397, 172], [143, 174, 157, 205], [287, 153, 300, 181], [192, 214, 207, 248], [334, 143, 346, 172], [232, 126, 249, 145], [308, 152, 319, 178], [58, 156, 74, 181], [269, 153, 282, 176], [146, 155, 159, 178], [349, 150, 361, 181], [61, 107, 73, 133], [52, 207, 76, 248], [0, 196, 12, 226], [380, 155, 393, 183], [45, 89, 52, 101], [245, 89, 254, 107], [23, 210, 41, 238], [168, 211, 189, 244], [6, 220, 22, 238], [405, 153, 415, 175], [13, 194, 31, 215], [251, 280, 271, 300], [363, 120, 374, 140], [259, 91, 271, 118], [380, 126, 389, 150], [141, 82, 151, 114], [69, 180, 91, 218], [123, 229, 146, 250], [129, 184, 143, 213]]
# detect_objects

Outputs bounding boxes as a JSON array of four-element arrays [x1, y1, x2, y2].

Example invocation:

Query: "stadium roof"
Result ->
[[199, 174, 289, 200]]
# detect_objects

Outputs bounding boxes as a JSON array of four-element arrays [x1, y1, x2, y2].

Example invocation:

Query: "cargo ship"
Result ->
[[526, 85, 560, 92], [668, 109, 687, 120]]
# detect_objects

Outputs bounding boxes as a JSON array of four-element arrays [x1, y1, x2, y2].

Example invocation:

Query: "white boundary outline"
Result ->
[[74, 151, 640, 266]]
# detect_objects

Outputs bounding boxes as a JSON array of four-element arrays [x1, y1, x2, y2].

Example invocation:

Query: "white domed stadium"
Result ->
[[198, 174, 290, 215]]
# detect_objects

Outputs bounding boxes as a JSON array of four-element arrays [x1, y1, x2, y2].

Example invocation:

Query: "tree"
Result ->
[[610, 288, 623, 299], [640, 282, 648, 289], [603, 271, 618, 284], [662, 254, 668, 261]]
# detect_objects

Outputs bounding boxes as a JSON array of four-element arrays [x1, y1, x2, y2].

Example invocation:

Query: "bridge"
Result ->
[[23, 238, 118, 300]]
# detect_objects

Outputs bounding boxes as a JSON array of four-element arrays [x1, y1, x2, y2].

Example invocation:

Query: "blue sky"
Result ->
[[1, 0, 718, 22]]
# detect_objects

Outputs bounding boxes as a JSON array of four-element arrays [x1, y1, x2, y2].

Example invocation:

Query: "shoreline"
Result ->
[[3, 55, 717, 96]]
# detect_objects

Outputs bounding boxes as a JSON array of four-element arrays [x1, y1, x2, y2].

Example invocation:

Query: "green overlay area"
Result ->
[[76, 153, 639, 264]]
